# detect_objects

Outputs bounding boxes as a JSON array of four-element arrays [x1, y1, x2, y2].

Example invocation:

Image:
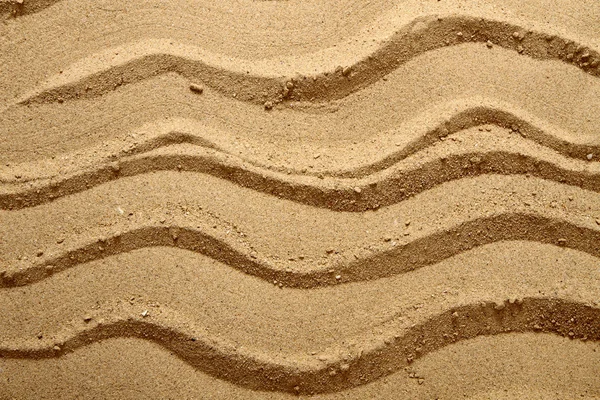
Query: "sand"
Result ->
[[0, 0, 599, 398]]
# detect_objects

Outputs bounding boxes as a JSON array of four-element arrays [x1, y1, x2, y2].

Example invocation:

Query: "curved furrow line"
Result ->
[[1, 298, 598, 393], [2, 98, 599, 184], [335, 102, 600, 178], [3, 335, 597, 400], [2, 212, 599, 288], [13, 15, 600, 107], [1, 126, 600, 211]]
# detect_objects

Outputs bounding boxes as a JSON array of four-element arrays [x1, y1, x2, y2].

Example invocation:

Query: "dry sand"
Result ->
[[0, 0, 599, 398]]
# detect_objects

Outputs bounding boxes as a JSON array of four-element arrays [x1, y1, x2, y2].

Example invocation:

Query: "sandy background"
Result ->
[[1, 0, 599, 398]]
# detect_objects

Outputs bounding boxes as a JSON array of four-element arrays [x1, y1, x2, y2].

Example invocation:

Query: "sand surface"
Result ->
[[1, 0, 599, 398]]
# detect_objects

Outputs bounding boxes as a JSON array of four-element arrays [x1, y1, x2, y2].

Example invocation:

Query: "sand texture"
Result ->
[[1, 0, 600, 399]]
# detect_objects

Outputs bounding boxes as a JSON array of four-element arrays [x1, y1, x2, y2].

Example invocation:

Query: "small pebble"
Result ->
[[83, 315, 92, 323], [141, 310, 149, 317], [335, 275, 342, 280], [512, 31, 525, 41], [189, 83, 203, 94], [557, 238, 567, 245], [486, 40, 493, 48], [342, 66, 351, 77], [354, 186, 362, 194], [53, 345, 61, 351], [587, 153, 594, 160], [264, 101, 273, 110]]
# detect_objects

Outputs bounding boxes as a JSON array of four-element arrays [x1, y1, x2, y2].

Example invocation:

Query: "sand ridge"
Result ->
[[2, 125, 600, 212], [1, 298, 599, 394], [1, 0, 600, 106], [1, 334, 599, 399], [3, 43, 600, 166], [8, 16, 600, 108], [2, 96, 600, 180], [1, 0, 600, 398], [2, 172, 599, 286]]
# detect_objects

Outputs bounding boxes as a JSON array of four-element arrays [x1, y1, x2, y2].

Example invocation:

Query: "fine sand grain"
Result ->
[[1, 0, 599, 398]]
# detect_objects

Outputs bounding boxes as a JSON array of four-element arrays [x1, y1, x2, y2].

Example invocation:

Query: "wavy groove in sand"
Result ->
[[1, 124, 599, 211], [1, 298, 598, 393], [14, 15, 600, 106], [2, 212, 599, 288], [3, 97, 599, 177]]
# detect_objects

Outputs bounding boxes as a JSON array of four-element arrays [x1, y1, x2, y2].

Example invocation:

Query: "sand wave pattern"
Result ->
[[3, 3, 600, 397], [13, 15, 600, 106], [2, 212, 599, 288], [0, 298, 598, 394]]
